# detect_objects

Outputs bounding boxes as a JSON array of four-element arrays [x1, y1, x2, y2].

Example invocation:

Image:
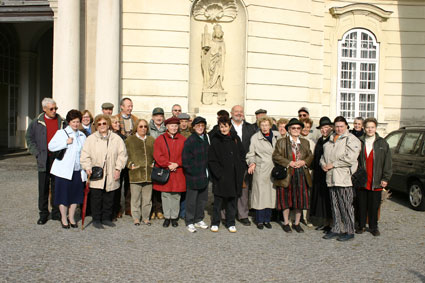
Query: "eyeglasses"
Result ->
[[291, 127, 302, 130], [49, 107, 58, 111], [97, 122, 107, 126], [138, 125, 148, 129], [298, 114, 307, 118]]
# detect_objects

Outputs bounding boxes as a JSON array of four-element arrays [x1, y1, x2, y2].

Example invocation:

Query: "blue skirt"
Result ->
[[54, 171, 84, 206]]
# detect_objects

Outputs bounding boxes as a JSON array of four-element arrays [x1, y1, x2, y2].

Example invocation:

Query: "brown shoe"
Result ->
[[117, 211, 123, 218], [125, 210, 132, 216], [151, 212, 156, 220], [157, 212, 164, 219]]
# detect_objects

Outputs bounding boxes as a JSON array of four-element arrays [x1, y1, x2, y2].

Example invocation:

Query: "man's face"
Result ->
[[102, 108, 113, 116], [353, 119, 363, 131], [320, 125, 332, 137], [121, 100, 133, 115], [335, 121, 348, 135], [256, 113, 266, 120], [231, 106, 244, 122], [180, 119, 189, 130], [152, 114, 164, 125], [43, 103, 57, 119], [172, 106, 182, 117], [298, 111, 309, 120]]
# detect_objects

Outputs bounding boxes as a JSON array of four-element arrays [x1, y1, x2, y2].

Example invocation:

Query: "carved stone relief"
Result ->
[[193, 0, 238, 22]]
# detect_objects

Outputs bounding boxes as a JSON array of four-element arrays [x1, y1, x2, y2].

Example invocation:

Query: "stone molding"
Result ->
[[329, 3, 392, 22], [193, 0, 238, 22]]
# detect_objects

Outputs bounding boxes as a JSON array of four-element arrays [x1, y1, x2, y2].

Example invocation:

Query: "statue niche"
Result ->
[[201, 24, 226, 105]]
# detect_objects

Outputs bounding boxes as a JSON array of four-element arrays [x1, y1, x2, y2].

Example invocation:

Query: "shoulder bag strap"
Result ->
[[102, 137, 109, 169], [162, 134, 170, 159]]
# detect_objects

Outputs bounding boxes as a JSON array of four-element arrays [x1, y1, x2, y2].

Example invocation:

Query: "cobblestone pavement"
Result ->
[[0, 154, 424, 282]]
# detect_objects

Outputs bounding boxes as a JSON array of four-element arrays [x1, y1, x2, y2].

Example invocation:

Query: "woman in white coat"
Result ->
[[48, 110, 87, 229], [246, 116, 280, 229]]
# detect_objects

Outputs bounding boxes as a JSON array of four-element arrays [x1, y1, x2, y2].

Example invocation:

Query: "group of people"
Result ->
[[26, 98, 392, 240]]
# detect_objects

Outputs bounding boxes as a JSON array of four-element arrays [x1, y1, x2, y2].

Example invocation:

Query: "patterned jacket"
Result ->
[[114, 112, 139, 137], [182, 132, 210, 190]]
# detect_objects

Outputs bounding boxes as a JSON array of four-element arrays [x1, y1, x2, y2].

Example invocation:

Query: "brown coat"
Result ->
[[125, 135, 155, 183], [272, 136, 313, 188]]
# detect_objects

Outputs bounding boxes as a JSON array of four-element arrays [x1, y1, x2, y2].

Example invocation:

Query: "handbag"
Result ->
[[90, 138, 109, 181], [351, 167, 367, 189], [271, 164, 288, 180], [151, 135, 171, 184], [52, 130, 69, 160]]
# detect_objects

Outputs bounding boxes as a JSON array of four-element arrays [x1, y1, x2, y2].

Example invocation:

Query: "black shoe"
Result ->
[[323, 232, 339, 239], [257, 223, 264, 230], [370, 229, 380, 237], [61, 221, 70, 229], [102, 220, 116, 227], [264, 222, 272, 229], [356, 227, 366, 234], [70, 222, 78, 228], [51, 215, 61, 221], [323, 226, 332, 233], [315, 225, 324, 231], [37, 218, 48, 225], [171, 219, 179, 227], [239, 218, 251, 226], [163, 219, 171, 228], [293, 224, 304, 233], [337, 233, 354, 241], [93, 221, 104, 229], [282, 224, 292, 233]]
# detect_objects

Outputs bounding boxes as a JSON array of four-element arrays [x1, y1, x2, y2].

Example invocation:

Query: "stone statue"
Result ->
[[201, 24, 227, 105]]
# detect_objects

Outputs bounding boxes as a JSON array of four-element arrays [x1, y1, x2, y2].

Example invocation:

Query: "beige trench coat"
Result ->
[[80, 131, 128, 192], [246, 131, 280, 210]]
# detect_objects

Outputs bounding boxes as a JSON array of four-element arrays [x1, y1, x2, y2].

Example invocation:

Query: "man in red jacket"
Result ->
[[153, 117, 187, 228]]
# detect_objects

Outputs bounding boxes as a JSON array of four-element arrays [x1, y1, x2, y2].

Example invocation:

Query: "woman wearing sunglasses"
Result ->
[[125, 119, 155, 226], [80, 114, 128, 229], [272, 118, 313, 233]]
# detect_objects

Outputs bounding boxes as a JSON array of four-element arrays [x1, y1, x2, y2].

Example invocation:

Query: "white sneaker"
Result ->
[[210, 225, 219, 232], [195, 221, 209, 229], [228, 226, 237, 233], [187, 224, 197, 233]]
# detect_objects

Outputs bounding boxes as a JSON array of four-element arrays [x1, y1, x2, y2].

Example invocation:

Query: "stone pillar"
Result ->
[[51, 0, 80, 113], [94, 0, 120, 114]]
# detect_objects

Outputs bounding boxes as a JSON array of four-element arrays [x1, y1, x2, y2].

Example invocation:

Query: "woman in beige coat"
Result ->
[[80, 114, 128, 229], [246, 116, 280, 229]]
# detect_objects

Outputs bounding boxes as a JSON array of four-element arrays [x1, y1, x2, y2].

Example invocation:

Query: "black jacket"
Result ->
[[182, 133, 210, 190], [208, 132, 246, 198], [25, 112, 66, 172], [358, 134, 393, 189], [230, 120, 256, 154]]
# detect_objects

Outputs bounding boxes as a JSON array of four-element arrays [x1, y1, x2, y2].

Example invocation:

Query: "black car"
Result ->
[[385, 126, 425, 211]]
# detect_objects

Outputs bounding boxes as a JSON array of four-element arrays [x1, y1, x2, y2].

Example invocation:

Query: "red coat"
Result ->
[[153, 132, 186, 192]]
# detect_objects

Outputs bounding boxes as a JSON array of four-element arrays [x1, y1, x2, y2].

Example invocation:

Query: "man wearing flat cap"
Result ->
[[153, 117, 187, 228], [149, 107, 166, 140], [178, 113, 192, 138], [254, 109, 277, 132], [101, 102, 114, 116]]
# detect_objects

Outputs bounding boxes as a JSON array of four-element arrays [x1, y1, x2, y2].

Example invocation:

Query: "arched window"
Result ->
[[337, 29, 379, 120]]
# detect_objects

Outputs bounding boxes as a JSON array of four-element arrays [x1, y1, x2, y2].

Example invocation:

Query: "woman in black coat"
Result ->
[[208, 116, 246, 233], [309, 117, 333, 232]]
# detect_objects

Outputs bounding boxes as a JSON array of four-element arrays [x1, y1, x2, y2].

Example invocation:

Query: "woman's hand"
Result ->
[[294, 160, 306, 168], [289, 161, 297, 168], [248, 163, 256, 174], [66, 137, 74, 145], [86, 169, 92, 176], [381, 180, 388, 188], [168, 162, 178, 171], [114, 169, 121, 181]]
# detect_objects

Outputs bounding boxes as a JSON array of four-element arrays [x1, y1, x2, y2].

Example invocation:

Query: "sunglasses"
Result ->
[[291, 127, 302, 130], [49, 107, 58, 111], [138, 125, 148, 129], [97, 122, 107, 126], [298, 114, 307, 118], [173, 109, 182, 112]]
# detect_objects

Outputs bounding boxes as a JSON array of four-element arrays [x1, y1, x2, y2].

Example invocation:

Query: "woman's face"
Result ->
[[167, 123, 179, 135], [320, 125, 332, 137], [365, 122, 377, 137], [136, 120, 148, 137], [334, 121, 347, 135], [260, 121, 271, 134], [219, 123, 231, 135], [97, 119, 109, 134], [289, 125, 302, 138], [194, 123, 205, 135], [278, 123, 287, 136], [69, 118, 80, 131], [301, 123, 311, 137], [82, 113, 91, 126], [111, 120, 120, 132]]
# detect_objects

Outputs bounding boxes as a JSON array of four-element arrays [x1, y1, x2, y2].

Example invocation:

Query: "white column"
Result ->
[[51, 0, 80, 113], [94, 0, 120, 114]]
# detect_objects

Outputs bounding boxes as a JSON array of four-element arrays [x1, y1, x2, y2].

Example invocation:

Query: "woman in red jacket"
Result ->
[[153, 117, 186, 228]]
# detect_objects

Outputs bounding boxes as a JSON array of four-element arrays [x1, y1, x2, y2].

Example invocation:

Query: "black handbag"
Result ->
[[351, 167, 367, 189], [90, 138, 108, 181], [52, 130, 69, 160], [271, 164, 288, 180], [151, 135, 171, 184]]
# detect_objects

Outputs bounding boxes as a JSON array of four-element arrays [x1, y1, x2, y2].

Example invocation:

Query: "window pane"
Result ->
[[341, 31, 357, 58], [398, 132, 421, 155], [386, 132, 403, 150]]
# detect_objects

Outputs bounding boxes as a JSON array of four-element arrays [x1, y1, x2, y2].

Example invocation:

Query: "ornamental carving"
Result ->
[[193, 0, 238, 22]]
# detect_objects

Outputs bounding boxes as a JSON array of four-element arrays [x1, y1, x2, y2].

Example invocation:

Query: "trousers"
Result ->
[[38, 154, 60, 219], [185, 186, 208, 225], [330, 186, 355, 235], [130, 182, 152, 221], [357, 188, 381, 231], [161, 192, 181, 219], [91, 188, 115, 222], [212, 195, 236, 227]]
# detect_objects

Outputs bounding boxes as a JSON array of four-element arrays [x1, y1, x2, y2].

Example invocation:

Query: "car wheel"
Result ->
[[408, 181, 425, 211]]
